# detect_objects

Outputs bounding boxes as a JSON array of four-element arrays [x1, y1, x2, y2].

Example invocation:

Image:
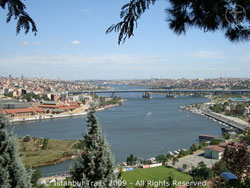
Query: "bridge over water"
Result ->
[[69, 89, 250, 98]]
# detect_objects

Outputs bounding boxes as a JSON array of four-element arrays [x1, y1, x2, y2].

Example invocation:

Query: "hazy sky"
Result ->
[[0, 0, 250, 80]]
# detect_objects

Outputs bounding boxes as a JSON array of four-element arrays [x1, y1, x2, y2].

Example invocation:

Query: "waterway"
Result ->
[[9, 85, 222, 176]]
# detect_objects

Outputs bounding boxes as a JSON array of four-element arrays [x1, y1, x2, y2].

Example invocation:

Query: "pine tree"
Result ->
[[0, 114, 32, 188], [70, 109, 119, 188]]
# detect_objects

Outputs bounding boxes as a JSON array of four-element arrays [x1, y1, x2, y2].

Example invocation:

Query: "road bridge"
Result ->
[[69, 89, 250, 98]]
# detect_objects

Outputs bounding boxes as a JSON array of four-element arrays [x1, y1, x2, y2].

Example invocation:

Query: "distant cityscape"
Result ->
[[1, 75, 250, 123]]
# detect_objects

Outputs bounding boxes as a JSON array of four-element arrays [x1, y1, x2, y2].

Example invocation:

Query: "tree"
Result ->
[[210, 138, 221, 145], [41, 138, 49, 150], [0, 0, 37, 35], [126, 153, 137, 166], [70, 109, 119, 188], [182, 164, 187, 170], [189, 143, 198, 153], [0, 114, 32, 188], [155, 154, 167, 164], [31, 169, 42, 186], [172, 157, 178, 166], [234, 104, 245, 115], [212, 160, 228, 176], [189, 162, 214, 181], [106, 0, 250, 44], [222, 144, 250, 180]]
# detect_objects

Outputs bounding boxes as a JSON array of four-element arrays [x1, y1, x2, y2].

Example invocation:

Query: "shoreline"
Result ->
[[9, 102, 124, 123], [181, 104, 249, 131]]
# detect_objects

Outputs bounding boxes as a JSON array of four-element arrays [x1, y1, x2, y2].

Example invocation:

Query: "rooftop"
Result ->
[[229, 98, 250, 102], [205, 145, 225, 152]]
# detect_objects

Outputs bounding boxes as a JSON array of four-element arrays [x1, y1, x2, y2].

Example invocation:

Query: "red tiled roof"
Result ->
[[206, 145, 225, 152], [220, 142, 244, 148], [39, 104, 64, 108], [0, 107, 44, 115]]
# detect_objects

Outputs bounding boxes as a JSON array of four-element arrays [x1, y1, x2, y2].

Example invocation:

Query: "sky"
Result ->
[[0, 0, 250, 80]]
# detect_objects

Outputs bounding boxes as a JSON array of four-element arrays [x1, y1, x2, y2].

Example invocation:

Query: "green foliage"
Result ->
[[140, 159, 153, 165], [221, 132, 230, 140], [106, 0, 157, 44], [182, 164, 187, 170], [234, 104, 245, 115], [172, 157, 178, 166], [177, 149, 190, 158], [4, 93, 12, 97], [70, 109, 119, 187], [22, 93, 50, 102], [167, 176, 175, 188], [107, 0, 250, 44], [189, 143, 198, 153], [241, 135, 250, 145], [189, 162, 214, 181], [0, 0, 37, 35], [23, 135, 32, 142], [99, 96, 121, 107], [0, 114, 32, 188], [41, 138, 49, 150], [210, 138, 221, 145], [127, 154, 137, 165], [155, 154, 167, 163], [166, 153, 173, 160], [209, 104, 225, 113], [31, 169, 42, 186], [74, 139, 86, 149], [212, 160, 228, 176], [198, 141, 207, 150], [222, 144, 250, 180]]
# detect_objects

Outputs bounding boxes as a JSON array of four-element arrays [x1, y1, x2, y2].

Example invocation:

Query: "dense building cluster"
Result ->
[[0, 76, 108, 102], [108, 78, 250, 90]]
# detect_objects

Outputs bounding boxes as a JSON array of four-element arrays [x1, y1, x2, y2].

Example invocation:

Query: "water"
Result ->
[[9, 85, 222, 175]]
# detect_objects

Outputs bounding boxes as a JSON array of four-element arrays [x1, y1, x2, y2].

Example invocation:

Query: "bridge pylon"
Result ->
[[142, 92, 152, 99], [110, 92, 117, 98]]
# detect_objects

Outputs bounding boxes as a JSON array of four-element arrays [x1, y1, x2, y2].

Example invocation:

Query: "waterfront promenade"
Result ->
[[201, 110, 249, 131]]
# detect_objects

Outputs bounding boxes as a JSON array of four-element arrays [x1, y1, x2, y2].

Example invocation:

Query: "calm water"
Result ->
[[9, 85, 222, 175]]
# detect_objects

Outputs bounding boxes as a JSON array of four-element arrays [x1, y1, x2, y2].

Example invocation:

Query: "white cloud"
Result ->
[[0, 53, 167, 67], [72, 40, 81, 45], [22, 41, 40, 45], [82, 8, 91, 13], [193, 51, 227, 59], [23, 41, 30, 45], [34, 41, 41, 45]]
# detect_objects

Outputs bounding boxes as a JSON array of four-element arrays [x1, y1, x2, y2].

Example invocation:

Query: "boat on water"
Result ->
[[147, 112, 152, 116], [168, 151, 174, 155], [173, 151, 179, 155]]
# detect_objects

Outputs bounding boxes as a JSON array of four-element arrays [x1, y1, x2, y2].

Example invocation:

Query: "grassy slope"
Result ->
[[18, 138, 77, 168], [46, 166, 192, 188], [122, 166, 192, 188]]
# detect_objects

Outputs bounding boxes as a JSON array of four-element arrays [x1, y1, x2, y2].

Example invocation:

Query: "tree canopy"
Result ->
[[0, 0, 37, 35], [106, 0, 250, 44], [70, 109, 119, 188], [0, 114, 32, 188], [1, 1, 250, 43]]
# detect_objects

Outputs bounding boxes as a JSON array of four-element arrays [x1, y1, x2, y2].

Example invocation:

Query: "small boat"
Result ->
[[173, 151, 179, 155], [168, 151, 174, 155], [147, 112, 152, 116]]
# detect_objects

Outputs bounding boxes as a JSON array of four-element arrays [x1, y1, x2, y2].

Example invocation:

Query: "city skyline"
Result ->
[[0, 0, 250, 80]]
